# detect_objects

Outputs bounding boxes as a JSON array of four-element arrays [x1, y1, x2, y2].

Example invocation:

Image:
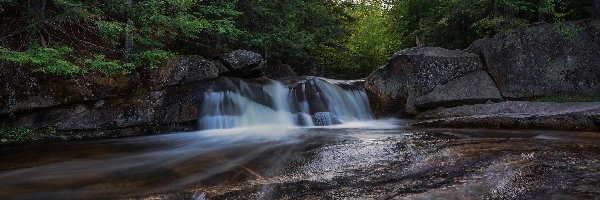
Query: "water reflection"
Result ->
[[0, 126, 308, 199], [1, 121, 599, 199]]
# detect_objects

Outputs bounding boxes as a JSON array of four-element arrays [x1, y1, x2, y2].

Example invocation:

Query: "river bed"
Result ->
[[1, 120, 599, 199]]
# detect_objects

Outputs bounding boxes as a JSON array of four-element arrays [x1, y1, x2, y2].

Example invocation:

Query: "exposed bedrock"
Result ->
[[366, 20, 599, 116], [467, 20, 600, 99], [365, 47, 490, 116], [413, 101, 600, 131], [0, 50, 289, 141]]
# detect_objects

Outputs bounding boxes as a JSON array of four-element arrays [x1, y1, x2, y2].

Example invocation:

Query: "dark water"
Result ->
[[1, 120, 599, 199]]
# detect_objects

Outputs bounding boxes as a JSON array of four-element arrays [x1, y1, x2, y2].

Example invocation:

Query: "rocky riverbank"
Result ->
[[413, 101, 600, 131], [2, 19, 600, 144], [365, 19, 600, 131], [3, 125, 598, 199], [0, 50, 318, 143]]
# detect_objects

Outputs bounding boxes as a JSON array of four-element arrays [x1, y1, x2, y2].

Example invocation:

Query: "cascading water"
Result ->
[[198, 76, 373, 130]]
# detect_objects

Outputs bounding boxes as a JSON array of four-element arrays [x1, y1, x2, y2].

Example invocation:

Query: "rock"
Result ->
[[467, 20, 600, 99], [152, 55, 225, 89], [415, 70, 503, 109], [413, 101, 600, 131], [220, 50, 266, 77], [265, 64, 297, 78], [365, 47, 483, 116], [289, 57, 325, 76], [0, 62, 132, 116], [0, 55, 216, 140], [156, 84, 206, 124], [6, 84, 207, 132]]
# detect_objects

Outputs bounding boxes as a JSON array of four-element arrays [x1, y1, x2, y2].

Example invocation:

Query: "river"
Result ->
[[0, 77, 599, 199]]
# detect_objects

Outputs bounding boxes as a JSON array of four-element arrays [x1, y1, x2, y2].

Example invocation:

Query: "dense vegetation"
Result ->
[[1, 0, 598, 78]]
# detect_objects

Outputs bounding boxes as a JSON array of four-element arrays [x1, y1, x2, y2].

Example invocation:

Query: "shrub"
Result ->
[[135, 49, 174, 69], [86, 55, 136, 75], [0, 47, 84, 75], [0, 128, 33, 142]]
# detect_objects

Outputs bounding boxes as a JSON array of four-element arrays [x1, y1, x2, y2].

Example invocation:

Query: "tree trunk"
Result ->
[[593, 0, 600, 19], [124, 0, 134, 62]]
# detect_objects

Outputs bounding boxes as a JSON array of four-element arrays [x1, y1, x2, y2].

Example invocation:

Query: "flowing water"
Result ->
[[198, 77, 373, 129], [0, 77, 599, 199]]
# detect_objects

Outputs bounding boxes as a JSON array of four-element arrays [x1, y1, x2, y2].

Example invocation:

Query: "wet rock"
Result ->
[[289, 57, 325, 76], [0, 56, 212, 139], [414, 101, 600, 131], [467, 20, 600, 99], [415, 70, 503, 109], [152, 55, 225, 89], [0, 62, 132, 116], [365, 47, 483, 116], [220, 50, 267, 78], [5, 84, 206, 134], [265, 64, 297, 78], [156, 84, 206, 124]]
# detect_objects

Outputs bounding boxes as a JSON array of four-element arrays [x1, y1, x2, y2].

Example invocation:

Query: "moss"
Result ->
[[534, 95, 600, 103]]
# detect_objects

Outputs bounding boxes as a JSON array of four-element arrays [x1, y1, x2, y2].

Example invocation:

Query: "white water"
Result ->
[[198, 77, 374, 130]]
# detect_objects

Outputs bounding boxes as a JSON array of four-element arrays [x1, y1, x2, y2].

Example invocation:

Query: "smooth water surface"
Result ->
[[1, 120, 599, 199]]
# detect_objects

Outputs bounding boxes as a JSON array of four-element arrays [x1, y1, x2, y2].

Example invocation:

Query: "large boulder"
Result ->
[[415, 70, 503, 109], [220, 50, 267, 77], [365, 47, 484, 116], [467, 20, 600, 99], [151, 55, 226, 89]]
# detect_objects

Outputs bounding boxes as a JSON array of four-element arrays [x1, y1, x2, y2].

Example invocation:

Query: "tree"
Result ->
[[327, 1, 394, 78], [388, 0, 489, 49], [235, 0, 351, 65], [1, 0, 242, 75]]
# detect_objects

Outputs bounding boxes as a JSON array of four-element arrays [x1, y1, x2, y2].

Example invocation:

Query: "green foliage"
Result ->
[[43, 125, 57, 135], [0, 47, 83, 75], [236, 0, 349, 64], [0, 125, 59, 143], [134, 49, 174, 69], [1, 0, 240, 76], [0, 128, 33, 142], [538, 0, 568, 20], [86, 55, 135, 75], [389, 0, 489, 49], [388, 0, 592, 50], [130, 0, 241, 49], [0, 46, 146, 76], [52, 0, 97, 21], [326, 2, 394, 78], [97, 21, 125, 47], [1, 0, 594, 79]]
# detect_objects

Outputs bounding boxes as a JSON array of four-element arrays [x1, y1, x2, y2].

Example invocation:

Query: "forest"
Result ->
[[1, 0, 598, 79]]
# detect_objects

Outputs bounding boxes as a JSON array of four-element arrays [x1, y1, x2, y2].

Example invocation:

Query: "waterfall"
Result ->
[[198, 77, 373, 130]]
